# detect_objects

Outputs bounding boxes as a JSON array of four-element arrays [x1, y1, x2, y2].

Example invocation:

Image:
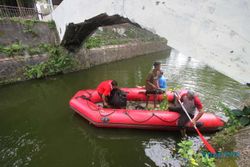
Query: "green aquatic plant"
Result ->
[[167, 85, 182, 92], [25, 45, 74, 79], [219, 102, 250, 129], [210, 103, 250, 149], [1, 43, 74, 78], [158, 86, 183, 111], [0, 43, 59, 57], [229, 106, 250, 126], [22, 19, 36, 34], [25, 62, 46, 79], [84, 36, 130, 49], [84, 36, 103, 49], [47, 20, 56, 29], [8, 18, 39, 35], [84, 24, 165, 49], [159, 94, 168, 110], [0, 42, 25, 56], [27, 47, 41, 55], [178, 140, 215, 167]]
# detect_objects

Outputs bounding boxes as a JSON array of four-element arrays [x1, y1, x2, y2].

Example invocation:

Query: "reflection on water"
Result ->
[[0, 130, 43, 166], [0, 49, 248, 167], [143, 135, 209, 167], [76, 127, 110, 167], [162, 48, 246, 112], [143, 138, 180, 167]]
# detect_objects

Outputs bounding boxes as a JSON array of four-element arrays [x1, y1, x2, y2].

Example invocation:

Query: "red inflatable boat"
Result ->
[[69, 88, 224, 131]]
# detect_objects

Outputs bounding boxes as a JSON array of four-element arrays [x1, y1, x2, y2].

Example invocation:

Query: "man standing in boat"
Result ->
[[167, 90, 204, 137], [145, 62, 163, 108], [97, 80, 118, 108]]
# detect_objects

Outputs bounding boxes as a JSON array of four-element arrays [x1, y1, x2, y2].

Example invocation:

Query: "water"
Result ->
[[0, 49, 248, 167]]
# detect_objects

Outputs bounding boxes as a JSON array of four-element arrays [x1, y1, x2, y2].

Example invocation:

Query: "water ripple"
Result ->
[[162, 48, 246, 113], [0, 130, 44, 167]]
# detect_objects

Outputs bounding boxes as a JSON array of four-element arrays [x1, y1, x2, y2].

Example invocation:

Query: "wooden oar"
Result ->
[[175, 93, 216, 154]]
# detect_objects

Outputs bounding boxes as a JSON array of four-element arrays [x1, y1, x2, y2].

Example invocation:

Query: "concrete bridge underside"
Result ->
[[52, 0, 250, 85]]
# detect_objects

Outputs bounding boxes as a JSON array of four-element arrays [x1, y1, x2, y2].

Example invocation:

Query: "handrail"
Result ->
[[0, 5, 43, 20]]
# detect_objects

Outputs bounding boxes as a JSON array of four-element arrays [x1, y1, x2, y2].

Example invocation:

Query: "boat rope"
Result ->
[[79, 90, 178, 123], [98, 109, 116, 117], [153, 113, 179, 123], [83, 99, 116, 117], [124, 110, 155, 123], [85, 91, 93, 100], [125, 110, 180, 123], [84, 100, 100, 111], [76, 90, 93, 101], [76, 95, 90, 101]]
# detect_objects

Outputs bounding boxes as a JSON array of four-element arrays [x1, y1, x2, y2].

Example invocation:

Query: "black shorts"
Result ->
[[146, 89, 164, 95], [178, 110, 194, 129], [177, 110, 203, 129]]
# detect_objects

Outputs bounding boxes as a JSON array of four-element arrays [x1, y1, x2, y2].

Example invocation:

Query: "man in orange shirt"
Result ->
[[97, 80, 118, 107]]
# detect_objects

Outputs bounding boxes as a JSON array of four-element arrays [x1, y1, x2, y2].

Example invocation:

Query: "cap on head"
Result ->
[[187, 90, 195, 99]]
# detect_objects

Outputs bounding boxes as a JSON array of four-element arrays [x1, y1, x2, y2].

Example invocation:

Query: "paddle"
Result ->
[[174, 92, 216, 154]]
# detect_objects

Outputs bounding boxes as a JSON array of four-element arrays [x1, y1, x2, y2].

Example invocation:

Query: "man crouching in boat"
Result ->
[[97, 80, 127, 109], [97, 80, 118, 108], [167, 90, 204, 137]]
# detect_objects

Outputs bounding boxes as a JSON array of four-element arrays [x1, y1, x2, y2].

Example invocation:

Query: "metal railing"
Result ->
[[0, 5, 43, 20]]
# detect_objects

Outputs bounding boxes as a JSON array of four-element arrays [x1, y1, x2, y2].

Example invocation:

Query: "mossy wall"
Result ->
[[0, 18, 60, 84], [0, 20, 168, 85], [0, 18, 58, 58]]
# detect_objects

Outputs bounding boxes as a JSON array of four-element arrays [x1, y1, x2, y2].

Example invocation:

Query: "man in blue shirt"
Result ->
[[158, 71, 167, 90]]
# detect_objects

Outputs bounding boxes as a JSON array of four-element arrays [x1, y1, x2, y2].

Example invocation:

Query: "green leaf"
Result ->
[[186, 140, 193, 146], [239, 117, 250, 126], [243, 106, 250, 115], [190, 158, 199, 166], [231, 109, 244, 117], [187, 149, 194, 155], [37, 70, 43, 78]]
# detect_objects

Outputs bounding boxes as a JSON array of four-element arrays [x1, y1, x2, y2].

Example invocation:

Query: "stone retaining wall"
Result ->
[[0, 55, 48, 85], [75, 41, 169, 69], [0, 19, 58, 46], [0, 41, 168, 85], [233, 125, 250, 167]]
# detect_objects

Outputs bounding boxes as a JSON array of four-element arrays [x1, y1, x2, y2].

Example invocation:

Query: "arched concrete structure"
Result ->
[[52, 0, 250, 84], [60, 13, 141, 51]]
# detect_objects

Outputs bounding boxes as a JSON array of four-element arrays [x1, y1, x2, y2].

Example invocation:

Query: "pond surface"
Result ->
[[0, 49, 247, 167]]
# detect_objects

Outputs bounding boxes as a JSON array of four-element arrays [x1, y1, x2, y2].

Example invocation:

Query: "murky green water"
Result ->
[[0, 49, 248, 167]]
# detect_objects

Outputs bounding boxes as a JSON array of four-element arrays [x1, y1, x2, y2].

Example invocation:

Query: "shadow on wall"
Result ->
[[61, 13, 141, 52]]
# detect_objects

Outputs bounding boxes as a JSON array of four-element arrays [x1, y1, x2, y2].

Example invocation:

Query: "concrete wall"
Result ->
[[0, 19, 59, 84], [51, 0, 250, 84], [75, 41, 169, 69], [233, 125, 250, 167], [0, 41, 168, 85], [0, 55, 48, 85], [0, 20, 58, 47]]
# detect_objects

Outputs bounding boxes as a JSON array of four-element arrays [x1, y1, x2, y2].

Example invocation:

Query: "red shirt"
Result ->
[[181, 93, 203, 110], [96, 80, 113, 96]]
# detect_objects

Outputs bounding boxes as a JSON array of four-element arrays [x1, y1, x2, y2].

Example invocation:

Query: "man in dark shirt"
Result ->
[[145, 62, 162, 108]]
